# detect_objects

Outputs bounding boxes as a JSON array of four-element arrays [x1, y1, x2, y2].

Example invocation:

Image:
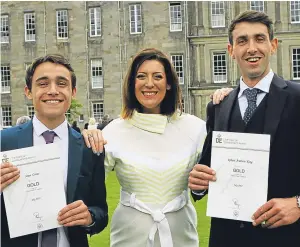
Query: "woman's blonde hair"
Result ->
[[121, 48, 182, 119]]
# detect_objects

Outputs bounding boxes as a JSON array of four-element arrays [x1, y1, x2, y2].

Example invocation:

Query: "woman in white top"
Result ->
[[83, 48, 231, 247]]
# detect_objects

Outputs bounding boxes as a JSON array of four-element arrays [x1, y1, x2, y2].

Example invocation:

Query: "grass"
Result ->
[[89, 172, 211, 247]]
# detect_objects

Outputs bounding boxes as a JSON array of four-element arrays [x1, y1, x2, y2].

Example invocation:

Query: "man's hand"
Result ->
[[211, 88, 233, 105], [82, 129, 107, 155], [252, 197, 300, 229], [188, 164, 216, 191], [0, 162, 20, 192], [58, 200, 93, 227]]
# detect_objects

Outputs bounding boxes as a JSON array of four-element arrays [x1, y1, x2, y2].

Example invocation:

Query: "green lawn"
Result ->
[[89, 172, 211, 247]]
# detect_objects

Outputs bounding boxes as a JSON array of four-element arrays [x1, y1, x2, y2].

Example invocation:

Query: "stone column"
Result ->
[[199, 44, 206, 83]]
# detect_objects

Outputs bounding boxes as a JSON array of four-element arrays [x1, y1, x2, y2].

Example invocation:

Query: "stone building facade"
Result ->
[[1, 1, 299, 127]]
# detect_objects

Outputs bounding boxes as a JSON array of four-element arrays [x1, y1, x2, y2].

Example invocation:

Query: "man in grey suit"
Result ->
[[189, 11, 300, 247], [1, 54, 108, 247]]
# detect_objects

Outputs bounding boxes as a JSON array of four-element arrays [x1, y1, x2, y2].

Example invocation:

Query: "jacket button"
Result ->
[[240, 222, 244, 228]]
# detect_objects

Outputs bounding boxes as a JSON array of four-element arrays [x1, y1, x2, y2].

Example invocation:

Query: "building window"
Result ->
[[91, 59, 103, 89], [129, 4, 142, 34], [169, 3, 182, 31], [56, 10, 68, 39], [181, 98, 185, 112], [65, 109, 71, 120], [211, 1, 225, 28], [1, 65, 11, 93], [25, 63, 31, 71], [79, 114, 84, 122], [291, 1, 300, 23], [171, 54, 184, 84], [250, 1, 264, 12], [1, 106, 12, 127], [27, 105, 35, 119], [89, 7, 101, 37], [92, 102, 104, 122], [24, 12, 36, 41], [292, 48, 300, 80], [213, 52, 227, 83], [1, 15, 9, 43]]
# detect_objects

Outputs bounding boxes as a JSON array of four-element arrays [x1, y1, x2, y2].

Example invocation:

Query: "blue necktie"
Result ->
[[41, 130, 57, 247], [243, 88, 262, 125]]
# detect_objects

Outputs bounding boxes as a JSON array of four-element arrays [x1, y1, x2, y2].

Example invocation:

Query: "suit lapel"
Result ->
[[17, 121, 34, 148], [263, 74, 288, 144], [216, 88, 239, 131], [66, 127, 83, 203]]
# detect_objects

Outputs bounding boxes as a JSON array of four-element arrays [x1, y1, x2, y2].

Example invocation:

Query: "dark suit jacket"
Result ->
[[193, 74, 300, 247], [1, 121, 108, 247]]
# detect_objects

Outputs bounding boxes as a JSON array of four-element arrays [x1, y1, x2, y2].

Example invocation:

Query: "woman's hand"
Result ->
[[211, 87, 233, 105], [82, 129, 107, 155]]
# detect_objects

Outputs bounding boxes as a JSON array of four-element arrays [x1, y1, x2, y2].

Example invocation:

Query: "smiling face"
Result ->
[[134, 59, 170, 114], [25, 62, 76, 128], [228, 21, 278, 87]]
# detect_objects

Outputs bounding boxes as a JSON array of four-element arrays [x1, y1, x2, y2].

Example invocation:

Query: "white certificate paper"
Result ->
[[1, 143, 66, 238], [207, 131, 270, 222]]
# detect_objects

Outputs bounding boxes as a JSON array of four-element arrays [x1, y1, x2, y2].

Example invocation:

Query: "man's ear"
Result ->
[[228, 43, 235, 59], [24, 86, 32, 100], [72, 87, 77, 98], [270, 38, 278, 55]]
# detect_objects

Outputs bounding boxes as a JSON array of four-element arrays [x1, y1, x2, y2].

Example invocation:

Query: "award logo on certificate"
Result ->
[[206, 131, 270, 222], [1, 143, 66, 238]]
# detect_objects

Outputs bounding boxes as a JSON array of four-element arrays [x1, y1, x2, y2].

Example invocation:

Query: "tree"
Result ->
[[66, 98, 83, 123]]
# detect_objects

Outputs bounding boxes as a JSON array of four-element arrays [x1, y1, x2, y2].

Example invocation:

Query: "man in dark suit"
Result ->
[[189, 11, 300, 247], [0, 54, 108, 247]]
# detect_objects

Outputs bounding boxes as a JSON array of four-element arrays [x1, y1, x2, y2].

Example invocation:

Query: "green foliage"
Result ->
[[66, 98, 83, 123], [88, 172, 210, 247]]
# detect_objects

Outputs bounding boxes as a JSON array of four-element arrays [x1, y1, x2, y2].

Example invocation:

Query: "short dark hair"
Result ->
[[228, 10, 274, 45], [121, 48, 182, 119], [25, 54, 76, 91]]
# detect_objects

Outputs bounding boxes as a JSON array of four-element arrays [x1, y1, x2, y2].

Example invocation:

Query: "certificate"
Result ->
[[1, 143, 66, 238], [206, 131, 270, 222]]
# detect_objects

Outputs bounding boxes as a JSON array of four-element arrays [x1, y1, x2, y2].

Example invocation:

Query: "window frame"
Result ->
[[291, 1, 300, 23], [79, 114, 84, 122], [181, 98, 185, 112], [0, 15, 9, 44], [92, 102, 104, 122], [27, 105, 35, 119], [24, 12, 36, 42], [171, 54, 184, 85], [169, 2, 182, 32], [129, 4, 142, 34], [1, 106, 12, 128], [1, 65, 11, 94], [56, 9, 68, 39], [212, 52, 227, 83], [292, 48, 300, 80], [211, 1, 225, 28], [89, 7, 101, 37], [91, 59, 103, 89], [250, 1, 264, 12]]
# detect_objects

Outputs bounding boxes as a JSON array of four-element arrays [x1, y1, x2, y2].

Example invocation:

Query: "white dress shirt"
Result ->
[[32, 116, 70, 247], [238, 70, 274, 118]]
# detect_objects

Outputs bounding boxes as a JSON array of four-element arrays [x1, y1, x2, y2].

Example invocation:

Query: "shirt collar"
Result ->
[[32, 115, 68, 140], [238, 70, 274, 98]]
